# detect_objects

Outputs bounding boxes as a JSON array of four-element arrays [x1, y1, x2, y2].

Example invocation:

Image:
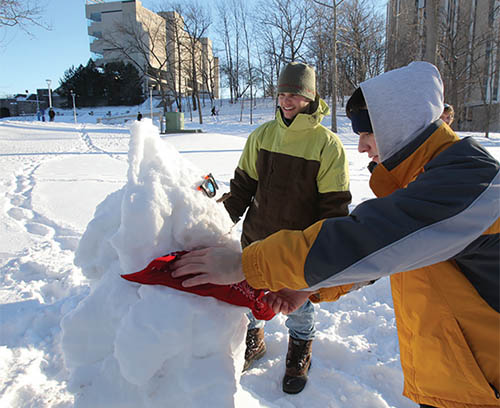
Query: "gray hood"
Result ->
[[360, 61, 444, 162]]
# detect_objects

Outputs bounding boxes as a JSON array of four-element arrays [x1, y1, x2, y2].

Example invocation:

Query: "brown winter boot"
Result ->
[[243, 328, 266, 371], [282, 336, 312, 394]]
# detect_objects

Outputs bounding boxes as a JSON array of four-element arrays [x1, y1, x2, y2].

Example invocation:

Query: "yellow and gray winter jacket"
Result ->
[[223, 96, 352, 248], [241, 62, 500, 407]]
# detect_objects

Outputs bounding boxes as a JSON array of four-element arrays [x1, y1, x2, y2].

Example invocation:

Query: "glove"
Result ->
[[121, 251, 275, 321]]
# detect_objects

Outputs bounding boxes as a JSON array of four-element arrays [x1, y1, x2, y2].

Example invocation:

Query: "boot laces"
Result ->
[[287, 340, 309, 369]]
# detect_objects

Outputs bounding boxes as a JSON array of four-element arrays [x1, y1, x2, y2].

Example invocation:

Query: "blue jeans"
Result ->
[[247, 299, 316, 341]]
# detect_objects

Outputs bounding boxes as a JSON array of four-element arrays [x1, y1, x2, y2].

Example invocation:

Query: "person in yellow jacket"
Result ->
[[172, 62, 500, 408], [219, 61, 352, 394]]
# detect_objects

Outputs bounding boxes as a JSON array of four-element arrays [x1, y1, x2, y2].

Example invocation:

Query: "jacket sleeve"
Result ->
[[222, 130, 260, 223], [309, 280, 378, 303], [309, 284, 354, 303], [317, 135, 351, 219], [243, 157, 500, 292], [317, 191, 352, 218], [223, 167, 257, 223]]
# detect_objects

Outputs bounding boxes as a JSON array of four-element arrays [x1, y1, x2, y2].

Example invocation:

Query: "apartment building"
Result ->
[[85, 0, 219, 101], [386, 0, 499, 132]]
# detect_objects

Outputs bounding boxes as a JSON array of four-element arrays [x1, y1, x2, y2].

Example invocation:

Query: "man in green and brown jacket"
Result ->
[[221, 62, 352, 394]]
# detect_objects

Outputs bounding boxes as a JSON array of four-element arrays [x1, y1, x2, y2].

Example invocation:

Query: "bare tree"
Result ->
[[308, 0, 384, 130], [257, 0, 315, 86], [229, 1, 243, 100], [160, 10, 190, 112], [170, 1, 212, 124], [239, 0, 257, 123], [312, 0, 345, 132], [307, 2, 334, 99], [200, 54, 218, 106], [256, 21, 285, 97], [385, 0, 421, 70], [255, 46, 269, 98], [0, 0, 49, 34], [337, 0, 385, 88], [436, 1, 474, 128], [436, 0, 497, 133], [384, 0, 499, 133], [215, 0, 245, 102], [215, 2, 236, 103], [466, 1, 500, 137]]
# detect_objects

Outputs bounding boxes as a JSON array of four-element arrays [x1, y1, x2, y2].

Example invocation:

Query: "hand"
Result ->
[[170, 247, 245, 287], [262, 288, 316, 315]]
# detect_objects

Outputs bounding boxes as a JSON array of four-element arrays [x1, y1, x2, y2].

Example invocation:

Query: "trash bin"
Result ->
[[164, 112, 184, 131]]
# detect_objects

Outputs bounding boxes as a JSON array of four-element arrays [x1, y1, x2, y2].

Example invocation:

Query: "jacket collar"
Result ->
[[370, 120, 460, 197]]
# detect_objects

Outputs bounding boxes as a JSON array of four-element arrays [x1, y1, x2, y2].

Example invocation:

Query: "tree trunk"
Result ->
[[485, 103, 490, 138], [197, 93, 203, 125], [330, 1, 338, 133]]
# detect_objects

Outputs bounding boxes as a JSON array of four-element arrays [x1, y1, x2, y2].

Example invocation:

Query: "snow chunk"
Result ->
[[62, 120, 254, 407]]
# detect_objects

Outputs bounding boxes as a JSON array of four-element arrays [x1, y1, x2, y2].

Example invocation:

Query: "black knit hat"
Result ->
[[277, 62, 316, 101]]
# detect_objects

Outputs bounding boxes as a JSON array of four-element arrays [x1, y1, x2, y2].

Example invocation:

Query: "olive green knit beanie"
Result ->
[[277, 62, 316, 101]]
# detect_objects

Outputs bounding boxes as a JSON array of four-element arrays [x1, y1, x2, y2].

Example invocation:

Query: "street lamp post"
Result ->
[[70, 90, 77, 124], [46, 79, 52, 108]]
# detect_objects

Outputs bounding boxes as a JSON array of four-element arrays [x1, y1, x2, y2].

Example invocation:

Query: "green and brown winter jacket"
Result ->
[[224, 96, 351, 248]]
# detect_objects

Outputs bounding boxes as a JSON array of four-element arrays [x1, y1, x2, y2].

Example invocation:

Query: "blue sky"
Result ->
[[0, 0, 155, 97], [0, 0, 387, 98], [1, 1, 87, 97]]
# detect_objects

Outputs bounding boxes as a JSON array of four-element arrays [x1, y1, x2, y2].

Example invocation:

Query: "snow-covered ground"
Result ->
[[1, 99, 498, 408]]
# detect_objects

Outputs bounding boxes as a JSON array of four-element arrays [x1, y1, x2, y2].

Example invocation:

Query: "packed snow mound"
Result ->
[[74, 119, 239, 279], [61, 119, 258, 407]]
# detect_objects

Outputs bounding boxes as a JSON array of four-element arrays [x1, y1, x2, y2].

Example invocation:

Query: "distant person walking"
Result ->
[[211, 106, 217, 116], [48, 108, 55, 122], [137, 112, 143, 121], [41, 108, 46, 122]]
